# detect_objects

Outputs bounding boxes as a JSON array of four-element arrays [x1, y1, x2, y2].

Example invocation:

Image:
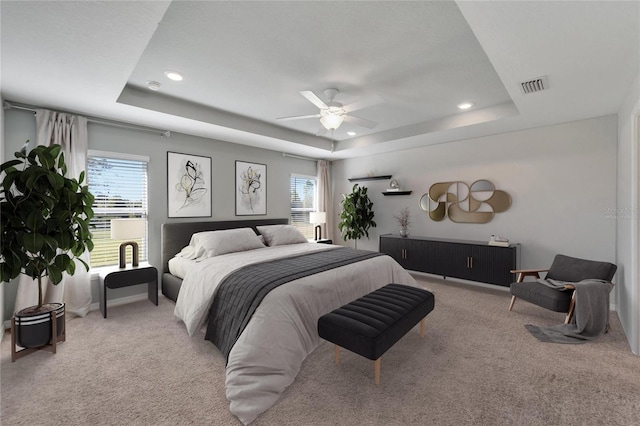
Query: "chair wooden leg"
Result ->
[[508, 295, 517, 311], [420, 318, 425, 337], [334, 344, 340, 365], [565, 291, 577, 324], [374, 358, 381, 385]]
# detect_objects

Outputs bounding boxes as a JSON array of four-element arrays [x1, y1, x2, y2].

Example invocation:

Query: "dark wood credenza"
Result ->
[[379, 234, 520, 287]]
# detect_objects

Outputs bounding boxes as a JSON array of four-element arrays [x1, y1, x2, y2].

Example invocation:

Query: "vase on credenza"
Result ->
[[399, 227, 410, 238]]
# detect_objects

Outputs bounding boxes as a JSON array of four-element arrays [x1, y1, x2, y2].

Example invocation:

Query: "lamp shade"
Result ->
[[320, 114, 344, 130], [309, 212, 327, 225], [110, 218, 146, 240]]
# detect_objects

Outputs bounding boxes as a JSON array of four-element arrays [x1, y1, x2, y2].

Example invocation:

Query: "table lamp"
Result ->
[[110, 218, 145, 268], [309, 211, 327, 241]]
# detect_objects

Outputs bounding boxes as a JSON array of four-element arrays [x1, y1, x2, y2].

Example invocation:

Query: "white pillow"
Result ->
[[186, 228, 265, 258], [257, 225, 308, 246], [175, 245, 203, 260]]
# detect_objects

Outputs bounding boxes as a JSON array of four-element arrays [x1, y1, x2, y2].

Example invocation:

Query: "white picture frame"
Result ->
[[235, 160, 266, 216], [167, 151, 212, 218]]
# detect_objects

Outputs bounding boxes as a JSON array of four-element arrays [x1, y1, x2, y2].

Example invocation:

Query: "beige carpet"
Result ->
[[2, 276, 639, 425]]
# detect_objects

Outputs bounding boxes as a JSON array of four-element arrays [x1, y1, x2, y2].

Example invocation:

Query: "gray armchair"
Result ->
[[508, 254, 617, 323]]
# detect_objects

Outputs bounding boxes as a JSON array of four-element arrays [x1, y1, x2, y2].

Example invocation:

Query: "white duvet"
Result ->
[[174, 243, 419, 425]]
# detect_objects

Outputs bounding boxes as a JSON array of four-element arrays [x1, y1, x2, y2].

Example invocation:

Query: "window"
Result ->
[[290, 174, 317, 239], [87, 151, 149, 267]]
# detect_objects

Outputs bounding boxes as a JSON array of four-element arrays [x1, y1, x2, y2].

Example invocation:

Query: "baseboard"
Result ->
[[410, 271, 618, 312], [2, 292, 158, 334], [88, 292, 154, 313], [409, 271, 511, 292]]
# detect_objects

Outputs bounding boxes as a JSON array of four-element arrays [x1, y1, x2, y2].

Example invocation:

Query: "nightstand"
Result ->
[[315, 239, 333, 244], [98, 262, 158, 318]]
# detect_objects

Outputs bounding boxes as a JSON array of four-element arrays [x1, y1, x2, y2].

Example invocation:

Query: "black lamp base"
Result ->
[[314, 225, 322, 241]]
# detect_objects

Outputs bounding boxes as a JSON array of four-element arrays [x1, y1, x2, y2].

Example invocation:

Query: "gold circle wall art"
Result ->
[[419, 179, 511, 223]]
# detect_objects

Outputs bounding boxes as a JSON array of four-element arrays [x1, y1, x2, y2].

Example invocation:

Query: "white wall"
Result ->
[[331, 115, 618, 284], [616, 73, 640, 355], [2, 109, 316, 320]]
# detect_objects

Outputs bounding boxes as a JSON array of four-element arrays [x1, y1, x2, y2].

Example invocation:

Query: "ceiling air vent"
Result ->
[[520, 76, 548, 94]]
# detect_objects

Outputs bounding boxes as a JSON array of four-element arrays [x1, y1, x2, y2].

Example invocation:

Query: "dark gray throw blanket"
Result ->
[[205, 247, 384, 361], [525, 279, 614, 344]]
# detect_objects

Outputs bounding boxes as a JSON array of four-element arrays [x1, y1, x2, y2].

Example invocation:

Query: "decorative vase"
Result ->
[[399, 227, 410, 238], [14, 302, 65, 349]]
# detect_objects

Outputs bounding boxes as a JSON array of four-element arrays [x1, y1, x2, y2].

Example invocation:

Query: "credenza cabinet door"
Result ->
[[379, 234, 519, 287], [476, 245, 519, 286], [379, 236, 407, 268]]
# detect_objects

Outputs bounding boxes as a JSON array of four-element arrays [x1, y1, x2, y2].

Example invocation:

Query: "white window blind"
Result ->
[[87, 154, 149, 267], [290, 174, 317, 239]]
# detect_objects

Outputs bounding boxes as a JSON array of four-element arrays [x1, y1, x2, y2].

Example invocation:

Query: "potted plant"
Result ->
[[394, 206, 412, 237], [338, 183, 376, 249], [1, 143, 94, 352]]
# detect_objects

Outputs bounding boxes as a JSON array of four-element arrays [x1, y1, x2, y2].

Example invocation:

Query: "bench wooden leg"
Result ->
[[374, 358, 381, 385], [508, 295, 516, 311], [334, 344, 340, 365], [420, 318, 425, 337]]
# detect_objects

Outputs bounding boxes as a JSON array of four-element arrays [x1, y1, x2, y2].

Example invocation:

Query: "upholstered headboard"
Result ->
[[160, 218, 289, 274]]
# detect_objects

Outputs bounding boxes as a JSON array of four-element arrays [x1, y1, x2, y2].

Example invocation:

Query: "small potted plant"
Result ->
[[338, 184, 377, 249], [394, 206, 412, 237], [1, 143, 94, 354]]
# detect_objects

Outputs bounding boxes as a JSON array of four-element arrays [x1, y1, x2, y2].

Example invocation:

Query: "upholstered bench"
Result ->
[[318, 283, 435, 385]]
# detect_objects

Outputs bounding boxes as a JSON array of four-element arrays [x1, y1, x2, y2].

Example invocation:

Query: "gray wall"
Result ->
[[616, 73, 640, 355], [331, 115, 618, 292], [2, 109, 315, 320]]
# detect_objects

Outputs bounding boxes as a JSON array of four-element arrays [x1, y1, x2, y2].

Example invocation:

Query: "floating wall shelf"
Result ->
[[382, 191, 412, 196], [348, 175, 392, 182]]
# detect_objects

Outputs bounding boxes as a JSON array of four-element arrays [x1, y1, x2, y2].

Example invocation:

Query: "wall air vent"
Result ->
[[520, 76, 548, 94]]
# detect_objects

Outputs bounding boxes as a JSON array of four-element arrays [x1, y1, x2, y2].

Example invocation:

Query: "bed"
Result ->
[[161, 219, 419, 425]]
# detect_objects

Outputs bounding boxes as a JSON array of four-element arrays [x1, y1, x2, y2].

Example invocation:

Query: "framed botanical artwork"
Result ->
[[167, 151, 212, 218], [235, 160, 266, 215]]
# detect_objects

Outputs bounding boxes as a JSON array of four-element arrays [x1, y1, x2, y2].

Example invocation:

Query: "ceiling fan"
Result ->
[[277, 88, 384, 135]]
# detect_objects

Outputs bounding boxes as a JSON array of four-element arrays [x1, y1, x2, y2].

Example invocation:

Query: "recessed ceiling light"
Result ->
[[457, 102, 474, 110], [347, 131, 357, 136], [164, 71, 183, 81], [147, 81, 161, 91]]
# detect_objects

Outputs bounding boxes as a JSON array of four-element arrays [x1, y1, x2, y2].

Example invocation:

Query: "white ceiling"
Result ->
[[1, 1, 638, 160]]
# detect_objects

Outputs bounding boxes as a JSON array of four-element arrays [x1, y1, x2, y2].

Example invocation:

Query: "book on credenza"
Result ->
[[488, 240, 510, 247], [488, 235, 510, 247]]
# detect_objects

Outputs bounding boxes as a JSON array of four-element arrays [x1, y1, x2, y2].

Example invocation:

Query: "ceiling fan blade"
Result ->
[[343, 95, 384, 113], [300, 91, 329, 110], [276, 113, 321, 121], [344, 115, 378, 129]]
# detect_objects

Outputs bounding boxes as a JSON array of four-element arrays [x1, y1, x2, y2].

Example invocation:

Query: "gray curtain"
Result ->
[[317, 160, 332, 241], [13, 110, 91, 317]]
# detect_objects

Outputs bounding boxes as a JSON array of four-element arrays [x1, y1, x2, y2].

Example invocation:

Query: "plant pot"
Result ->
[[14, 303, 65, 349], [399, 228, 410, 238]]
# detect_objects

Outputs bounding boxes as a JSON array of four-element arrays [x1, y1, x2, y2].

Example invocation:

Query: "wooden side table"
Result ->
[[98, 262, 158, 318]]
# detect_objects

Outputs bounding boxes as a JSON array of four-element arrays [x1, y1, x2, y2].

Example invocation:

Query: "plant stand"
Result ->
[[11, 303, 66, 362]]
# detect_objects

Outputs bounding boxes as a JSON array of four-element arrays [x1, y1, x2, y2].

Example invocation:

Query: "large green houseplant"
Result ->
[[338, 183, 377, 249], [1, 143, 94, 350]]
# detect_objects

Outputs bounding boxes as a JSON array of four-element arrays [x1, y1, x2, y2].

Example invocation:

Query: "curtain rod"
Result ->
[[3, 101, 170, 138], [282, 152, 318, 162]]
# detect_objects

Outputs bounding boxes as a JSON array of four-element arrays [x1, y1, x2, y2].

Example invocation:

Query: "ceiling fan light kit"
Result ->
[[277, 88, 383, 133], [320, 109, 345, 130]]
